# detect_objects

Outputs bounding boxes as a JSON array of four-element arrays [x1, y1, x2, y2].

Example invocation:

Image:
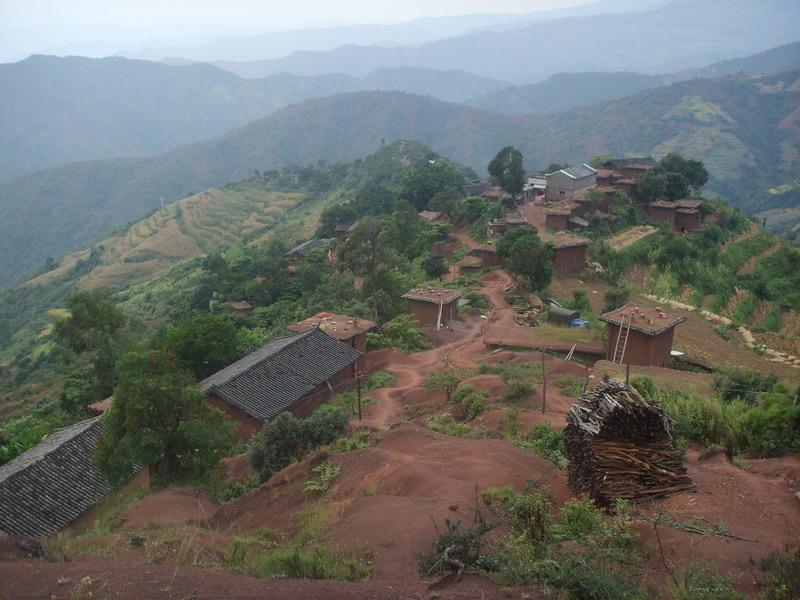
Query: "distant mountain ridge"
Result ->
[[467, 41, 800, 114], [199, 0, 800, 81], [1, 69, 798, 288], [0, 55, 510, 181]]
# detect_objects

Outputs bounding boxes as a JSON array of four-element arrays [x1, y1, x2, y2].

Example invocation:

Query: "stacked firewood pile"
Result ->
[[514, 306, 541, 326], [565, 380, 694, 505]]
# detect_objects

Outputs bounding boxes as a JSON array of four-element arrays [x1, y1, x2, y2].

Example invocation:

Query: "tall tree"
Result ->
[[54, 288, 126, 397], [338, 216, 394, 321], [497, 229, 554, 292], [400, 159, 464, 210], [95, 349, 232, 483], [488, 146, 525, 195], [163, 313, 240, 380]]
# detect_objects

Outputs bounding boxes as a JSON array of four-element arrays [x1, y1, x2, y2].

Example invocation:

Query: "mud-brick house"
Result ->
[[647, 200, 677, 224], [488, 216, 529, 237], [0, 417, 144, 538], [468, 245, 500, 268], [551, 233, 591, 271], [402, 285, 463, 330], [466, 179, 490, 197], [200, 328, 361, 439], [599, 304, 687, 368], [675, 199, 703, 233], [544, 202, 575, 231], [288, 313, 375, 372], [456, 255, 483, 277], [600, 157, 656, 181], [545, 164, 597, 201], [334, 223, 356, 244]]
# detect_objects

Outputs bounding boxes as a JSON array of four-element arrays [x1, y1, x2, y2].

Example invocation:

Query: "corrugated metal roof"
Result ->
[[200, 328, 360, 421], [286, 238, 330, 257], [0, 417, 127, 538], [558, 164, 597, 179]]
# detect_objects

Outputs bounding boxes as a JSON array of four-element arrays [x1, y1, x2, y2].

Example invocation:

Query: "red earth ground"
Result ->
[[2, 249, 798, 599]]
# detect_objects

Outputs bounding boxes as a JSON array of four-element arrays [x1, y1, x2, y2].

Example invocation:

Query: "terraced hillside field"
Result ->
[[25, 186, 310, 292]]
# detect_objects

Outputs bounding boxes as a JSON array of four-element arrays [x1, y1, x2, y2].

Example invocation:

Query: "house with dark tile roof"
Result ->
[[0, 417, 139, 538], [200, 327, 361, 439]]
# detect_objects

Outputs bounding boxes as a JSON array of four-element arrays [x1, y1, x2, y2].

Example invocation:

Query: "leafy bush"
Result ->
[[425, 366, 472, 403], [503, 381, 535, 404], [217, 475, 261, 502], [329, 429, 380, 452], [418, 519, 495, 577], [249, 405, 349, 481], [453, 384, 487, 420], [303, 460, 342, 496], [603, 287, 630, 314], [514, 423, 567, 469], [713, 368, 779, 404], [760, 546, 800, 600], [426, 413, 486, 438], [366, 314, 429, 352]]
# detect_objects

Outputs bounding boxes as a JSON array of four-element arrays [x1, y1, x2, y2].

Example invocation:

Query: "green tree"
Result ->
[[603, 288, 630, 314], [401, 159, 465, 210], [488, 146, 525, 195], [422, 255, 449, 279], [497, 230, 554, 292], [163, 313, 239, 380], [425, 365, 472, 403], [658, 153, 709, 191], [54, 289, 126, 397], [428, 187, 464, 216], [338, 216, 397, 321], [95, 349, 232, 483]]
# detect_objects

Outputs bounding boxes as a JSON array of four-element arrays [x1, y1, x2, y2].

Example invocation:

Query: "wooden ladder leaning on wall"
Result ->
[[612, 314, 631, 364]]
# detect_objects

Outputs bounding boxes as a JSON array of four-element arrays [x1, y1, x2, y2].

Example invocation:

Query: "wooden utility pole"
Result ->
[[626, 363, 630, 385], [356, 371, 363, 421], [541, 351, 547, 413]]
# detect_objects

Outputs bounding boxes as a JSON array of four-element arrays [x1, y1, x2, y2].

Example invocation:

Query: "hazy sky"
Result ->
[[2, 0, 587, 28]]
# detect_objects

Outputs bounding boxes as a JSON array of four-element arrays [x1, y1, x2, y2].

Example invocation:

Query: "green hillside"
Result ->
[[0, 55, 509, 182], [2, 69, 799, 288], [467, 41, 800, 115]]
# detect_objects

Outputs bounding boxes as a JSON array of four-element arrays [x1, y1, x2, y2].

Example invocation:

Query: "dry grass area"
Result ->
[[605, 225, 657, 250]]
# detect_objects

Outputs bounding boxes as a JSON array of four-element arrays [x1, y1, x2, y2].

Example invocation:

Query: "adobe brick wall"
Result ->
[[207, 394, 263, 441], [545, 213, 569, 231], [408, 299, 458, 328], [675, 211, 701, 233], [606, 324, 676, 368], [554, 246, 587, 271], [648, 206, 676, 224]]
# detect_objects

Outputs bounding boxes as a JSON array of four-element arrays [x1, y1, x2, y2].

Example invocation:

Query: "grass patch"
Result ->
[[551, 373, 585, 397], [426, 413, 487, 438], [225, 506, 373, 581], [512, 423, 567, 469]]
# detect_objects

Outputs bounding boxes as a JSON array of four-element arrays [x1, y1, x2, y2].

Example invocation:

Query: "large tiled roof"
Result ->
[[0, 417, 120, 538], [199, 328, 360, 421], [599, 303, 686, 336]]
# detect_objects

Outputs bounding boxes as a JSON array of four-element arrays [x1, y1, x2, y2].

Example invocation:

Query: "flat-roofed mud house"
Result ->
[[599, 304, 687, 368], [288, 312, 375, 371], [402, 285, 463, 329], [0, 417, 143, 538], [551, 232, 591, 271], [545, 164, 597, 201], [544, 202, 575, 231], [647, 200, 677, 224], [200, 328, 361, 439], [600, 157, 656, 181], [456, 255, 483, 277], [675, 199, 703, 233]]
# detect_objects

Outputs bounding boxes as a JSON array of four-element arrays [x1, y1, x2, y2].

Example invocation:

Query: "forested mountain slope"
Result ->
[[2, 70, 798, 288], [0, 55, 509, 181], [467, 41, 800, 114]]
